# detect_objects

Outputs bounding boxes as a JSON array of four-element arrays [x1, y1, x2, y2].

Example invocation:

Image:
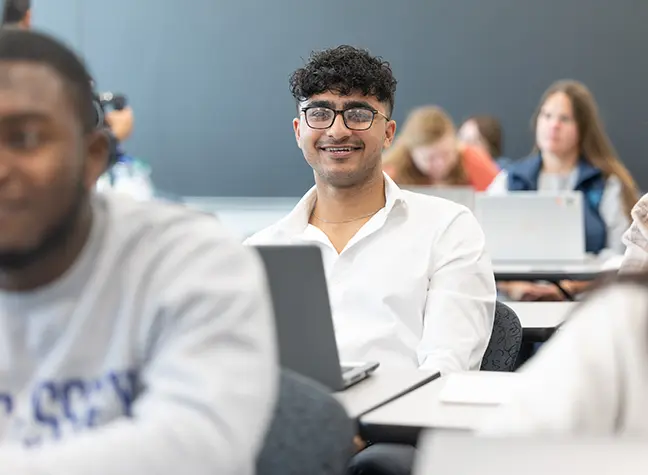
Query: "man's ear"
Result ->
[[293, 117, 302, 149], [383, 120, 397, 149], [83, 130, 110, 188]]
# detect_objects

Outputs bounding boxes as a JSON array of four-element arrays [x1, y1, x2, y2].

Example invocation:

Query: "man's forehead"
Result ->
[[304, 91, 384, 109], [0, 61, 66, 105]]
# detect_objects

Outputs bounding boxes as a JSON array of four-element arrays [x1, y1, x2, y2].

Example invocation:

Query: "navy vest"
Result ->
[[507, 154, 607, 254]]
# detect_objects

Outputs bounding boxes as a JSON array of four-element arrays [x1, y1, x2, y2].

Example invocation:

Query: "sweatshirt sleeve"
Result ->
[[0, 218, 278, 475]]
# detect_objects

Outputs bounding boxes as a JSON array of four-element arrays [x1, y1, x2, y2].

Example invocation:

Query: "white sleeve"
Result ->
[[600, 175, 631, 256], [486, 171, 509, 194], [417, 209, 496, 374], [0, 223, 278, 475], [621, 194, 648, 273], [480, 284, 648, 435]]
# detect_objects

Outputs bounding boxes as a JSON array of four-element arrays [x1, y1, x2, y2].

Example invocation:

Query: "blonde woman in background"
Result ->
[[383, 106, 499, 191], [490, 80, 639, 301]]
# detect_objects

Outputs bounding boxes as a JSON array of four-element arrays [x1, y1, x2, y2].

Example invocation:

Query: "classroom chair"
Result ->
[[256, 368, 355, 475], [480, 301, 523, 371]]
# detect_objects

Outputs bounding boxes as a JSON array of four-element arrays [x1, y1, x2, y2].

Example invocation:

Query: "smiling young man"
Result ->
[[0, 29, 277, 475], [247, 45, 496, 376]]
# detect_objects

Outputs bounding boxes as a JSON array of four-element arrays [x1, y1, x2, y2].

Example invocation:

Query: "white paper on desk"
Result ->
[[438, 373, 521, 406]]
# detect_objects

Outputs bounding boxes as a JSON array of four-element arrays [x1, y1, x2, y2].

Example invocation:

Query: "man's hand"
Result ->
[[105, 107, 135, 142], [354, 435, 367, 453], [501, 281, 566, 301]]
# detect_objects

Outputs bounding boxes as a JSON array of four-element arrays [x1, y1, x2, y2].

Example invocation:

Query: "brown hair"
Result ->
[[467, 115, 503, 158], [533, 80, 639, 217], [383, 106, 468, 185]]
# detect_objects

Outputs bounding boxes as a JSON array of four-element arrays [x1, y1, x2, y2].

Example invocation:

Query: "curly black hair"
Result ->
[[289, 45, 397, 117]]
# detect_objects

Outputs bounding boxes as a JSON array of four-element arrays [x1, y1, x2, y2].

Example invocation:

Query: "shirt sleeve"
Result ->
[[599, 175, 631, 256], [621, 194, 648, 273], [417, 209, 496, 374], [480, 284, 648, 435], [0, 220, 278, 475]]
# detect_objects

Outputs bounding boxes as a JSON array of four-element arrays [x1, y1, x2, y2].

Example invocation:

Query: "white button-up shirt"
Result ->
[[246, 174, 495, 374]]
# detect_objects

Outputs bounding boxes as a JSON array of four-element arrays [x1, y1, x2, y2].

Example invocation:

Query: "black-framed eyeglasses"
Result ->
[[301, 106, 390, 131]]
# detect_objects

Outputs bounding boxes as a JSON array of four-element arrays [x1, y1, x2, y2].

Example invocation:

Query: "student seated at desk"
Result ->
[[382, 106, 499, 191], [490, 80, 639, 301], [481, 274, 648, 435], [246, 45, 496, 375], [0, 30, 277, 474]]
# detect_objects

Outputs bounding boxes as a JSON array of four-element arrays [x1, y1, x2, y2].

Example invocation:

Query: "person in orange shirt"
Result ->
[[383, 106, 498, 191]]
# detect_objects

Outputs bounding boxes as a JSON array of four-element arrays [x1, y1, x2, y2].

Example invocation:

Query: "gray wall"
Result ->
[[34, 0, 648, 196]]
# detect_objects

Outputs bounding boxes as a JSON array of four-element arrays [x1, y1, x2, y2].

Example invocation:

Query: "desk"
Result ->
[[493, 264, 604, 282], [335, 368, 439, 419], [360, 372, 520, 444], [494, 264, 610, 301], [508, 301, 575, 330], [507, 301, 575, 342], [182, 196, 300, 238]]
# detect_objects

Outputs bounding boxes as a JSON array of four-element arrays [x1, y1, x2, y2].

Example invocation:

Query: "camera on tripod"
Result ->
[[92, 91, 128, 131]]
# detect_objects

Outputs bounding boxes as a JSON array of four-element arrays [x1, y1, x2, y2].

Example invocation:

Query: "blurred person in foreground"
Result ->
[[0, 29, 277, 475]]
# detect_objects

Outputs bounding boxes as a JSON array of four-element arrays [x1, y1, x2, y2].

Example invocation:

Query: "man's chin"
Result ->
[[317, 166, 381, 189]]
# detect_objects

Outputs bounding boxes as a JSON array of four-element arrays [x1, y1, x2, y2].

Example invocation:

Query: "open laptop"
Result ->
[[414, 432, 647, 475], [255, 245, 379, 391], [474, 192, 597, 270], [402, 185, 475, 211]]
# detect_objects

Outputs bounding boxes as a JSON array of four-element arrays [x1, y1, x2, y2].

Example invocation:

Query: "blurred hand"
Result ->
[[105, 107, 135, 142], [502, 282, 566, 302], [354, 435, 367, 453]]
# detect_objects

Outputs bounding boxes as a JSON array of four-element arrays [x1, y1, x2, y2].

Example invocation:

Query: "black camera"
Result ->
[[92, 91, 128, 129], [91, 91, 128, 168]]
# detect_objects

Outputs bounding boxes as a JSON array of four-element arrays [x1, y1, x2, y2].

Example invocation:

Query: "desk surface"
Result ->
[[506, 301, 576, 329], [335, 368, 439, 419], [361, 372, 520, 431], [494, 263, 604, 281]]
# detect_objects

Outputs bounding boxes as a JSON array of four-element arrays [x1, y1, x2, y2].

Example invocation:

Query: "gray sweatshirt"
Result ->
[[0, 192, 277, 475]]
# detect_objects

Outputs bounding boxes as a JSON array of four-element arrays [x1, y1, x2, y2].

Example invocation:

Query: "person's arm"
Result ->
[[417, 209, 496, 374], [481, 284, 648, 435], [0, 223, 278, 475], [461, 146, 500, 191], [621, 194, 648, 273], [599, 175, 631, 256]]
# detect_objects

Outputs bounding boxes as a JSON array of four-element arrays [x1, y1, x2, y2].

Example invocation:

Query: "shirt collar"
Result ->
[[275, 172, 407, 237]]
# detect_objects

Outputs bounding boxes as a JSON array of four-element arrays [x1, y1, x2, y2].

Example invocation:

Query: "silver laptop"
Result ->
[[402, 185, 475, 211], [475, 192, 588, 267], [414, 432, 648, 475], [255, 245, 379, 391]]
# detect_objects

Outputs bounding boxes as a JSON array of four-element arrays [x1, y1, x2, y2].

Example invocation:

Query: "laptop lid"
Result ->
[[475, 192, 585, 263], [255, 245, 346, 391], [414, 432, 648, 475], [403, 186, 475, 211]]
